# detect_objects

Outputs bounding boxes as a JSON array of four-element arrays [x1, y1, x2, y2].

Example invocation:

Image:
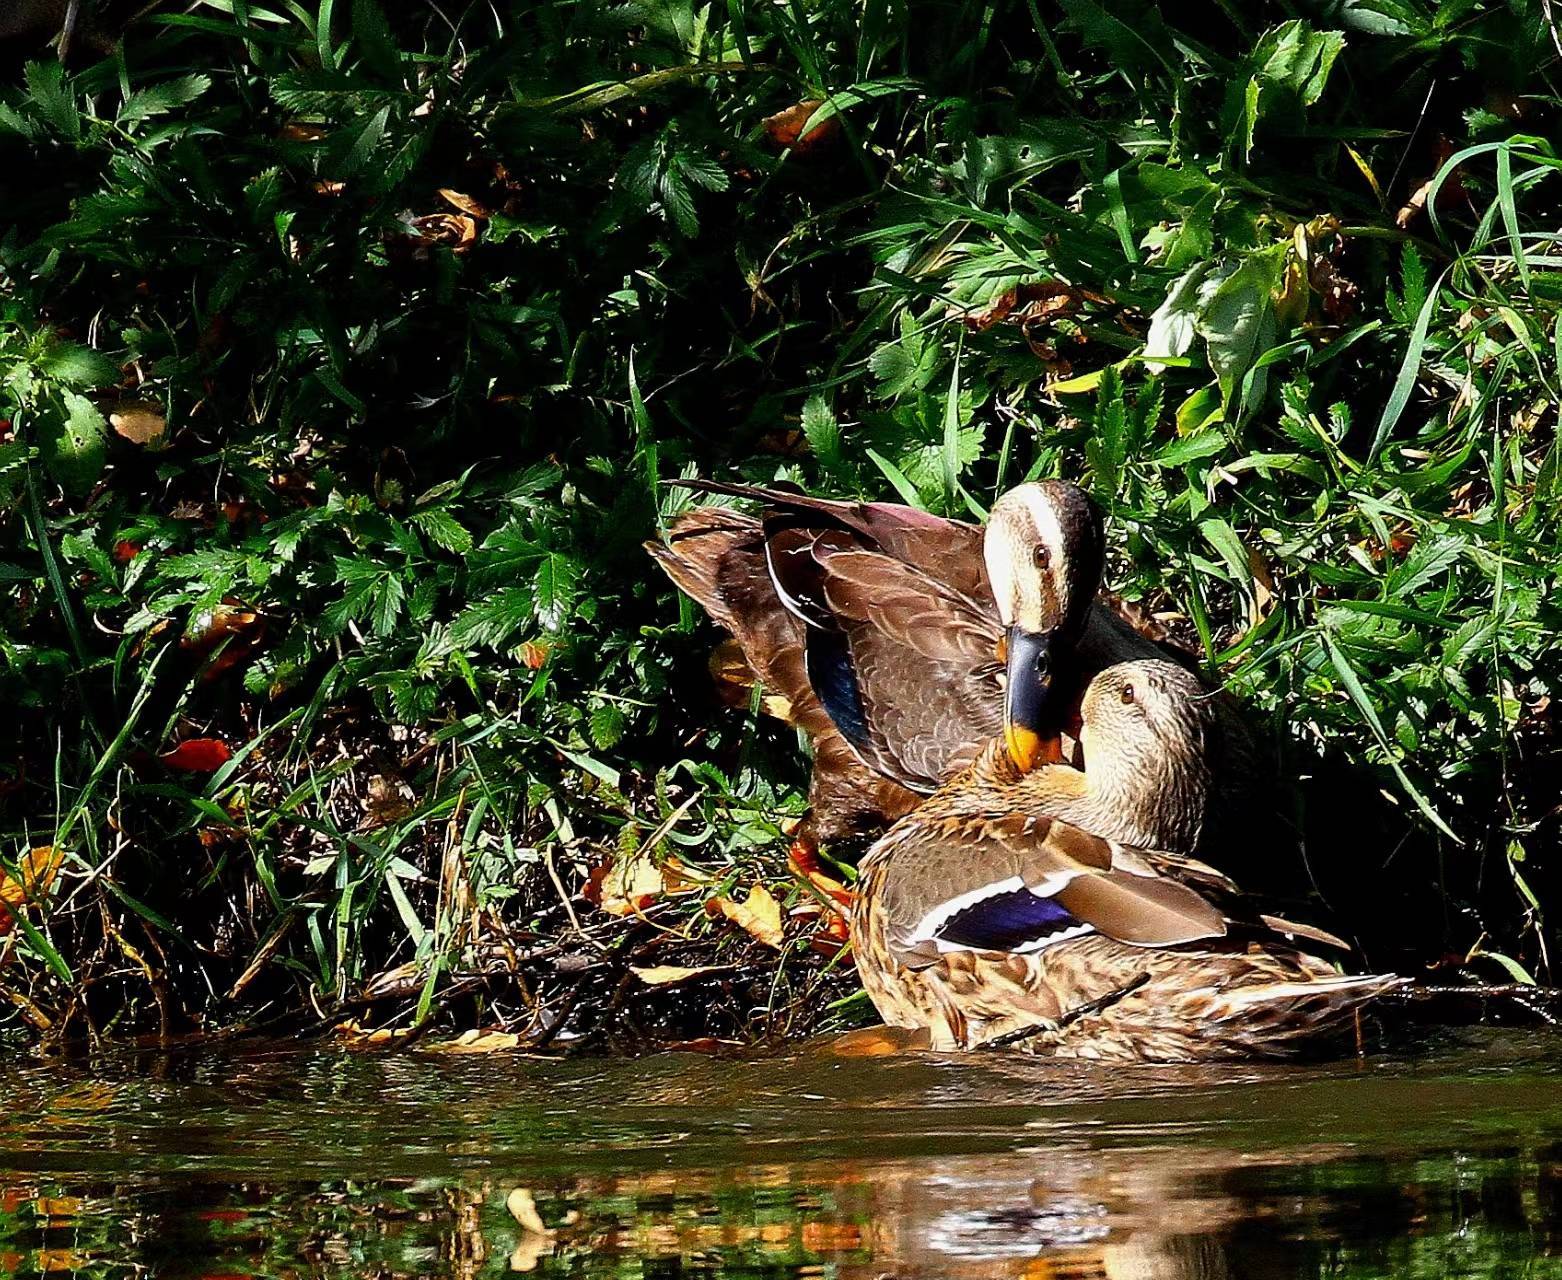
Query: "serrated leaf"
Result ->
[[42, 391, 107, 494], [411, 508, 473, 554], [676, 150, 729, 192], [533, 552, 579, 631], [451, 587, 534, 650], [118, 74, 212, 124], [802, 392, 843, 473], [1387, 534, 1461, 599], [590, 702, 626, 749], [24, 61, 79, 141], [1441, 616, 1494, 672], [371, 574, 405, 636], [38, 342, 118, 389], [659, 168, 698, 235]]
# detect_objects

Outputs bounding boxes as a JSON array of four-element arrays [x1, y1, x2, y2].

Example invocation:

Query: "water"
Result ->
[[4, 1030, 1562, 1277]]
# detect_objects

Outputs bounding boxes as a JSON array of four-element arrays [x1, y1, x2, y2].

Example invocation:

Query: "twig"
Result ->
[[1384, 981, 1562, 1026], [979, 972, 1151, 1050]]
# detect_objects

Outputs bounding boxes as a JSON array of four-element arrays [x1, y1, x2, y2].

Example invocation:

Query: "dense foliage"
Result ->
[[3, 0, 1562, 1044]]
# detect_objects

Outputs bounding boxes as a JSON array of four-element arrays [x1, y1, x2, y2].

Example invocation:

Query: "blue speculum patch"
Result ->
[[937, 887, 1080, 952]]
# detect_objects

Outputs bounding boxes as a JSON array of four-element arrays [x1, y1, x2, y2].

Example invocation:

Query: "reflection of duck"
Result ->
[[853, 660, 1402, 1060], [647, 482, 1256, 855]]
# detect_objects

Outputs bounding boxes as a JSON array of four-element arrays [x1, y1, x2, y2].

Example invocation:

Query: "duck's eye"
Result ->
[[1120, 684, 1136, 705], [1032, 545, 1051, 569]]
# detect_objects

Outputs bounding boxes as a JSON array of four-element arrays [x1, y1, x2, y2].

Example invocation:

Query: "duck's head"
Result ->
[[1077, 659, 1219, 848], [983, 481, 1105, 772]]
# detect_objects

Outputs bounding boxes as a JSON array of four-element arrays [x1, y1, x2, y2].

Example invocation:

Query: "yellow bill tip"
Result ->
[[1005, 724, 1066, 772]]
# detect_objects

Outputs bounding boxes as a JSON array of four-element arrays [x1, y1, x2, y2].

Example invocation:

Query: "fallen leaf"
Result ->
[[826, 1025, 932, 1056], [630, 963, 735, 986], [159, 738, 233, 772], [438, 187, 491, 218], [182, 603, 263, 652], [708, 883, 786, 949], [709, 639, 792, 720], [657, 1036, 744, 1054], [332, 1019, 414, 1046], [0, 847, 63, 937], [787, 840, 853, 912], [426, 1028, 522, 1054], [763, 99, 840, 154], [407, 213, 479, 254], [109, 404, 166, 446], [959, 281, 1097, 334], [584, 852, 666, 917], [361, 773, 414, 830]]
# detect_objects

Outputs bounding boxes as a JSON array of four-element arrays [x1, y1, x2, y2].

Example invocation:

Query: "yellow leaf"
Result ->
[[710, 883, 785, 949], [0, 846, 63, 936], [630, 963, 734, 986], [425, 1028, 522, 1054]]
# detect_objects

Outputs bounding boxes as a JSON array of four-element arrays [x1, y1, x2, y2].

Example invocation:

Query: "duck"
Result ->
[[646, 480, 1257, 855], [852, 659, 1400, 1060]]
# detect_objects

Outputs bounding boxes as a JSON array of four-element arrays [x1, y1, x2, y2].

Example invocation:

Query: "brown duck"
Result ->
[[647, 480, 1256, 852], [853, 659, 1400, 1060]]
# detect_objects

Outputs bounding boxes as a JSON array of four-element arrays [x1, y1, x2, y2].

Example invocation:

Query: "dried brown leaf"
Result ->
[[109, 405, 166, 446]]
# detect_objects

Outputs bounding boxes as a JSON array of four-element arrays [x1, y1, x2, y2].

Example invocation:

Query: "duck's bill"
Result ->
[[1003, 627, 1064, 771]]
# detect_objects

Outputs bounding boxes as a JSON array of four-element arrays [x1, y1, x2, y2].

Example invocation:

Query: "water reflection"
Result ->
[[2, 1034, 1560, 1277]]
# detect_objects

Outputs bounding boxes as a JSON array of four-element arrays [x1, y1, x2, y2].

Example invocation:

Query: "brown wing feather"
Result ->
[[1054, 873, 1226, 946], [872, 810, 1225, 952], [672, 479, 990, 599], [647, 508, 923, 843]]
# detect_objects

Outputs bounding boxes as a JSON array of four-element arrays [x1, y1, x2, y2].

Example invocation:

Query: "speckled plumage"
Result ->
[[852, 662, 1403, 1061]]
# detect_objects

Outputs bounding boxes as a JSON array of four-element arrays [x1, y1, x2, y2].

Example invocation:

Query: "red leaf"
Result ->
[[160, 738, 233, 772]]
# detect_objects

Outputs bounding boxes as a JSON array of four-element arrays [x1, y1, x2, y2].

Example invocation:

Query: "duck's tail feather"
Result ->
[[1203, 971, 1408, 1054]]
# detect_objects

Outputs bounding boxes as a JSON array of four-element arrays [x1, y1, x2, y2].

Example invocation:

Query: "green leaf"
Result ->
[[41, 391, 107, 494], [1321, 631, 1457, 840], [411, 508, 473, 554], [351, 0, 402, 80], [118, 74, 212, 124], [1145, 263, 1209, 370], [801, 392, 843, 474], [1370, 266, 1448, 463], [38, 341, 118, 389], [1195, 251, 1283, 418], [24, 61, 80, 141], [371, 573, 405, 636], [533, 552, 579, 631], [342, 104, 389, 176], [590, 702, 627, 749], [660, 168, 698, 235], [452, 587, 533, 649], [1197, 516, 1253, 590]]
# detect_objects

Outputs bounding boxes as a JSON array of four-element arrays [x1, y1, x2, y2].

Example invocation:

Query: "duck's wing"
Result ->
[[646, 508, 923, 841], [763, 517, 1003, 791], [670, 479, 991, 600], [870, 809, 1227, 970]]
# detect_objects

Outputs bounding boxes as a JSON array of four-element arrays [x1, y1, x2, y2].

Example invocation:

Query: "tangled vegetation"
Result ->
[[2, 0, 1561, 1047]]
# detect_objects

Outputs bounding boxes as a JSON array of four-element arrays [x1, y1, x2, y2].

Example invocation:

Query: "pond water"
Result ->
[[3, 1029, 1561, 1277]]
